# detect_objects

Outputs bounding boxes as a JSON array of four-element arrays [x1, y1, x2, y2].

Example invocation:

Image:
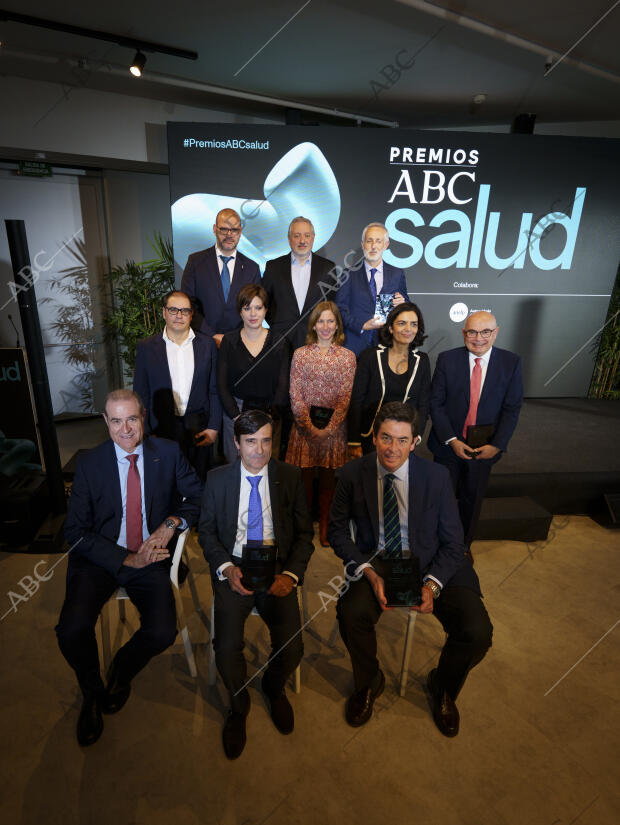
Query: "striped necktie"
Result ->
[[383, 473, 402, 558]]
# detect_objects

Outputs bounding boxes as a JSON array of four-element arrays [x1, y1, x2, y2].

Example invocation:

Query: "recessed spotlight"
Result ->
[[130, 51, 146, 77], [472, 94, 487, 105]]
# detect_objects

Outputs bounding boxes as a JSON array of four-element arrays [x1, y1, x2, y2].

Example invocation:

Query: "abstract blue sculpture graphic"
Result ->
[[172, 142, 341, 272]]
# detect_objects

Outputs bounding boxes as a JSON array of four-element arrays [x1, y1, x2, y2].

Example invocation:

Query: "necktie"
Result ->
[[369, 268, 378, 303], [246, 475, 263, 542], [383, 473, 402, 558], [462, 357, 482, 438], [219, 255, 233, 301], [126, 454, 142, 552]]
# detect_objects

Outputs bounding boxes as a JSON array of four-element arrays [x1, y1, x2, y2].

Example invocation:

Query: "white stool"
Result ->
[[99, 528, 199, 678]]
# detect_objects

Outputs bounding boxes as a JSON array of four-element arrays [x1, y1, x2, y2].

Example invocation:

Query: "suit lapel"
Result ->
[[408, 455, 424, 541], [281, 256, 299, 313], [459, 346, 471, 406], [154, 336, 173, 391], [478, 347, 497, 408], [142, 438, 158, 529], [226, 460, 242, 549], [362, 456, 379, 547], [267, 459, 281, 547], [187, 334, 202, 403], [106, 440, 123, 530], [301, 256, 323, 314], [208, 247, 226, 303]]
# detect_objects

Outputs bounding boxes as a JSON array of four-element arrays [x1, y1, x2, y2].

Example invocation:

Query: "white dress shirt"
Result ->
[[291, 252, 312, 313], [216, 462, 298, 584], [163, 327, 195, 416], [216, 246, 237, 283], [364, 260, 384, 296]]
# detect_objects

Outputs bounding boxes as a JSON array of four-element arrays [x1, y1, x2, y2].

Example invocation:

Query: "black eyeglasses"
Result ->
[[165, 306, 192, 317], [216, 226, 241, 235], [464, 328, 496, 339]]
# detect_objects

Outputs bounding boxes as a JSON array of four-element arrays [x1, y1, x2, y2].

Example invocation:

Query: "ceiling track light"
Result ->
[[130, 50, 146, 77]]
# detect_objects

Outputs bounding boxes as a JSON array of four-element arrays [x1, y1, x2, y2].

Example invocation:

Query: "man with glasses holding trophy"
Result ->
[[181, 207, 261, 347], [428, 311, 523, 559]]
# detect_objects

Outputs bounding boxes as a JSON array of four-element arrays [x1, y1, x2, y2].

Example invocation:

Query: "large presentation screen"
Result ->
[[168, 123, 620, 397]]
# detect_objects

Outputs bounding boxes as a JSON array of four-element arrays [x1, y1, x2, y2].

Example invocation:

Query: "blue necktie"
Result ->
[[219, 255, 233, 301], [383, 473, 402, 559], [369, 267, 378, 303], [246, 476, 263, 542]]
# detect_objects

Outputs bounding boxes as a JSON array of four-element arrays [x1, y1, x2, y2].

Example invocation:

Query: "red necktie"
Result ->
[[462, 358, 482, 439], [126, 454, 142, 552]]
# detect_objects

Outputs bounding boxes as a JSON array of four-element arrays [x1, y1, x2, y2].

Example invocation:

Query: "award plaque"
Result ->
[[374, 293, 395, 323], [310, 405, 334, 429], [383, 556, 422, 607], [241, 542, 278, 591], [465, 424, 495, 449]]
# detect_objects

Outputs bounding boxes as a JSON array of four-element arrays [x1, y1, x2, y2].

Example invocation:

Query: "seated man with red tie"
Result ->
[[199, 410, 314, 759], [428, 311, 523, 557], [56, 390, 202, 747]]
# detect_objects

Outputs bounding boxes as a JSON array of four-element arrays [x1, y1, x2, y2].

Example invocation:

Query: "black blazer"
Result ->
[[216, 328, 291, 420], [347, 345, 431, 444], [65, 437, 203, 576], [199, 458, 314, 584], [133, 331, 222, 437], [181, 246, 261, 336], [262, 252, 335, 350], [327, 453, 479, 593]]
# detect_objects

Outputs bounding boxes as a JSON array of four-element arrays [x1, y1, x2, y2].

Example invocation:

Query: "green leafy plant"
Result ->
[[590, 262, 620, 399], [104, 232, 175, 380]]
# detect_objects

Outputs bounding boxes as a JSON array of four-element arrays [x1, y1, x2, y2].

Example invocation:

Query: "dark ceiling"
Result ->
[[1, 0, 619, 127]]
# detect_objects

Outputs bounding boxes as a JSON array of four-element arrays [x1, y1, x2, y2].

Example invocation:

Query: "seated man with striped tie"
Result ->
[[199, 410, 314, 759], [57, 390, 202, 747], [328, 402, 492, 737]]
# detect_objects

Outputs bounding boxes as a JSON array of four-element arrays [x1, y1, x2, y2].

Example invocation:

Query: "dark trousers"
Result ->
[[163, 415, 212, 482], [56, 556, 177, 697], [434, 452, 494, 546], [337, 568, 492, 699], [213, 578, 303, 713]]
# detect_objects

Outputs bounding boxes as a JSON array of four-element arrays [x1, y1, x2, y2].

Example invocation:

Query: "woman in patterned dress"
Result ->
[[286, 301, 356, 546]]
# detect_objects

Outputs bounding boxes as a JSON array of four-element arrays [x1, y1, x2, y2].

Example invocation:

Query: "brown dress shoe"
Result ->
[[427, 669, 459, 737], [345, 670, 385, 727]]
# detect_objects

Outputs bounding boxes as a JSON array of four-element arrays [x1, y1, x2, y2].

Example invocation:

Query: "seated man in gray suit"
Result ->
[[199, 410, 314, 759]]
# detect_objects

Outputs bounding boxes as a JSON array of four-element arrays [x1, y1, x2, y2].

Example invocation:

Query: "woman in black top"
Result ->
[[347, 301, 431, 456], [217, 283, 290, 462]]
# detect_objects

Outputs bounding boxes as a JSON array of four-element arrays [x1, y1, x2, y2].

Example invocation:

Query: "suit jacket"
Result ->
[[347, 345, 431, 443], [181, 246, 261, 337], [65, 437, 203, 576], [327, 453, 479, 593], [199, 458, 314, 584], [133, 331, 222, 437], [336, 260, 408, 356], [262, 252, 336, 351], [428, 346, 523, 458]]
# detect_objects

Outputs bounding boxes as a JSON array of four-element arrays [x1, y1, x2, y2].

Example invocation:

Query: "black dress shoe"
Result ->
[[102, 659, 131, 714], [426, 669, 459, 737], [264, 690, 294, 734], [222, 711, 247, 759], [77, 694, 103, 746], [345, 670, 385, 727]]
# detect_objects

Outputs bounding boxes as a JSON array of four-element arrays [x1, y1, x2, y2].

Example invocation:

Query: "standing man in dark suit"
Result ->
[[133, 290, 221, 481], [328, 402, 492, 737], [56, 390, 202, 747], [199, 410, 314, 759], [336, 222, 408, 357], [428, 311, 523, 555], [181, 207, 261, 346], [262, 216, 336, 351]]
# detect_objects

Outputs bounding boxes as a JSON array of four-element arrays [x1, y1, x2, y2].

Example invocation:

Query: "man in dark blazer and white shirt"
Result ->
[[428, 311, 523, 553], [336, 222, 408, 356], [57, 390, 202, 747], [262, 216, 336, 351], [133, 290, 221, 480], [199, 410, 314, 759], [181, 207, 261, 346], [328, 402, 492, 737]]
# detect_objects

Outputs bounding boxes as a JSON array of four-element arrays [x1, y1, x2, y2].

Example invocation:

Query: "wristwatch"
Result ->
[[164, 517, 180, 530], [422, 578, 441, 599]]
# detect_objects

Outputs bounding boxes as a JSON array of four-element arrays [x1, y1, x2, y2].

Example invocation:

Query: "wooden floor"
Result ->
[[1, 515, 618, 825]]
